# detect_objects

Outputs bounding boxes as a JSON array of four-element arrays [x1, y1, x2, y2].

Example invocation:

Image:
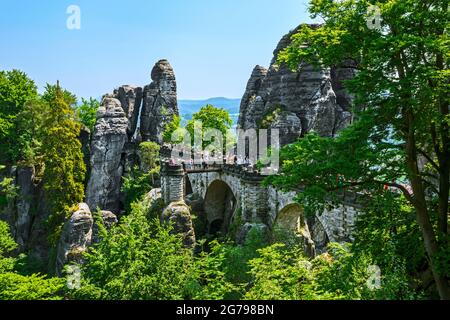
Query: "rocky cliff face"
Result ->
[[238, 24, 356, 144], [141, 60, 179, 144], [161, 201, 196, 248], [115, 85, 143, 141], [85, 59, 179, 214], [55, 203, 93, 276], [55, 203, 117, 275], [0, 166, 52, 270], [86, 97, 128, 213]]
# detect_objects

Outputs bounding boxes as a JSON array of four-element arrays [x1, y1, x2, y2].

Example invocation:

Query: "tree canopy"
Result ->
[[272, 0, 450, 299]]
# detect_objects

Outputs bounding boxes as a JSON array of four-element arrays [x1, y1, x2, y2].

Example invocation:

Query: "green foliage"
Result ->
[[0, 221, 17, 273], [1, 80, 86, 246], [163, 105, 234, 153], [0, 166, 18, 208], [189, 240, 238, 300], [0, 273, 65, 300], [15, 98, 48, 167], [314, 242, 421, 300], [188, 229, 268, 300], [121, 167, 159, 214], [121, 142, 160, 213], [71, 200, 194, 300], [244, 243, 316, 300], [0, 70, 38, 164], [162, 114, 184, 143], [257, 105, 284, 129], [40, 83, 86, 244], [42, 83, 77, 107], [139, 141, 160, 173], [76, 98, 99, 130], [121, 141, 160, 212], [266, 120, 406, 217], [186, 104, 233, 149], [221, 227, 268, 288], [0, 220, 64, 300], [275, 0, 450, 298]]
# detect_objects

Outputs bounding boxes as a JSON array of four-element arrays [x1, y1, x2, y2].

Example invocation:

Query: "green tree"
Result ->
[[186, 104, 233, 149], [0, 70, 38, 164], [244, 243, 325, 300], [40, 83, 86, 243], [15, 98, 49, 167], [139, 141, 160, 173], [162, 114, 184, 144], [274, 0, 450, 298], [189, 240, 239, 300], [76, 98, 99, 130]]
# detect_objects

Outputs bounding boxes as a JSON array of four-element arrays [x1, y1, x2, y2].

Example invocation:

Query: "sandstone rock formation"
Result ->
[[146, 188, 162, 203], [140, 59, 179, 143], [0, 166, 51, 268], [161, 201, 196, 248], [56, 204, 118, 274], [85, 60, 179, 214], [86, 97, 128, 213], [238, 24, 355, 144], [269, 111, 302, 146], [56, 203, 93, 276], [13, 167, 35, 248], [115, 85, 143, 140]]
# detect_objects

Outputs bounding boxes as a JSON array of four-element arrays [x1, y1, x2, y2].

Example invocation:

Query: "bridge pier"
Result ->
[[240, 173, 269, 225], [161, 163, 185, 204]]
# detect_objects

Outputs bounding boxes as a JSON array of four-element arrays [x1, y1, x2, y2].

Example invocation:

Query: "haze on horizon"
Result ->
[[0, 0, 315, 101]]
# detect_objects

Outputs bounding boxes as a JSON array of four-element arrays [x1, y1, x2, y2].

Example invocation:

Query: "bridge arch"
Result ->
[[185, 175, 193, 196], [203, 179, 237, 236]]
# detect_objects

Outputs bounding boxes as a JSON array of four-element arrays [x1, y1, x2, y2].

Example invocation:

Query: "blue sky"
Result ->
[[0, 0, 315, 100]]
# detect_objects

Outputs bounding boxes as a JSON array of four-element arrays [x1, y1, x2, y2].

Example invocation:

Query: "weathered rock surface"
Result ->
[[56, 203, 93, 276], [0, 166, 51, 269], [146, 188, 162, 203], [238, 24, 356, 144], [79, 126, 91, 187], [140, 59, 179, 143], [269, 111, 302, 145], [84, 60, 178, 214], [14, 167, 35, 248], [86, 97, 128, 213], [115, 85, 143, 140], [161, 201, 195, 248]]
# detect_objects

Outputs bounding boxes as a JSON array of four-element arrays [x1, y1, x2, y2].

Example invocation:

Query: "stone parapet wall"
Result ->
[[162, 165, 359, 247]]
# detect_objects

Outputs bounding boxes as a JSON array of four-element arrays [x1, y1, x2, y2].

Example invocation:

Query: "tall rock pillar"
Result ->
[[86, 97, 128, 213], [140, 59, 179, 144]]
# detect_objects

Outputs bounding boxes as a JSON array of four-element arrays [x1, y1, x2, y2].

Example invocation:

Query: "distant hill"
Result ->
[[178, 97, 241, 125]]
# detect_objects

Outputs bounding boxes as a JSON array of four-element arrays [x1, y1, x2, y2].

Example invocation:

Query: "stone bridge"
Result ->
[[161, 162, 358, 253]]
